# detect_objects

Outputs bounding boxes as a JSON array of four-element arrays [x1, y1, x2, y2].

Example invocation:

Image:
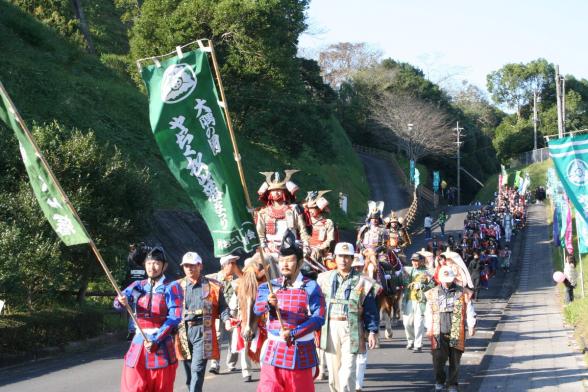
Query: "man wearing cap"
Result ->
[[114, 247, 183, 392], [351, 253, 373, 392], [317, 242, 380, 392], [255, 170, 310, 278], [402, 253, 433, 353], [175, 252, 231, 392], [425, 266, 476, 392], [254, 229, 326, 392], [208, 254, 242, 374]]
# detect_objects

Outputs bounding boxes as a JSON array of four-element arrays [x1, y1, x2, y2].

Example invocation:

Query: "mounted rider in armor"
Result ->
[[302, 190, 335, 278], [356, 201, 389, 262], [255, 170, 310, 278]]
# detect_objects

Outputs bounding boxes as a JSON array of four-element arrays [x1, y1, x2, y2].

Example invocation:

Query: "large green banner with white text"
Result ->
[[140, 49, 259, 256], [549, 134, 588, 225], [0, 83, 90, 246]]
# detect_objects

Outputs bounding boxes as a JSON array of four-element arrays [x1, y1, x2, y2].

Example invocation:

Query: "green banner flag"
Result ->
[[500, 164, 508, 186], [432, 171, 440, 192], [548, 134, 588, 224], [414, 167, 420, 188], [576, 210, 588, 254], [0, 83, 90, 246], [140, 48, 259, 256], [513, 170, 522, 188]]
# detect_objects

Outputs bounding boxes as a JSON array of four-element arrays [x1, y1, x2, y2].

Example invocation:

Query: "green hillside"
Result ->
[[0, 1, 368, 226]]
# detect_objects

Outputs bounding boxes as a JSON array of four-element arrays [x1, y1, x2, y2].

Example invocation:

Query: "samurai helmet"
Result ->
[[388, 212, 399, 224], [305, 190, 331, 211], [367, 200, 384, 220], [279, 228, 303, 259], [257, 170, 300, 195]]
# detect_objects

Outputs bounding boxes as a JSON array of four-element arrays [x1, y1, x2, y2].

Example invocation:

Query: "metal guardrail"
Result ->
[[511, 147, 550, 167]]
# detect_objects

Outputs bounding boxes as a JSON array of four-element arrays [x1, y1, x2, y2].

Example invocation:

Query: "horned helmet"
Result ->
[[257, 170, 299, 204]]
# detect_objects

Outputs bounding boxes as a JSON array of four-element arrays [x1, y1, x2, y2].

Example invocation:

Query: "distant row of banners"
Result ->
[[409, 159, 441, 193]]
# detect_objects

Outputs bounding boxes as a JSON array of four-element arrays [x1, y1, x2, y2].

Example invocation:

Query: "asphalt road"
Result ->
[[357, 152, 409, 218], [0, 204, 513, 392]]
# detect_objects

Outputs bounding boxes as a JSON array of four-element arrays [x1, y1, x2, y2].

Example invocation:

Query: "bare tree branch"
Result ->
[[370, 92, 454, 162], [318, 42, 382, 89]]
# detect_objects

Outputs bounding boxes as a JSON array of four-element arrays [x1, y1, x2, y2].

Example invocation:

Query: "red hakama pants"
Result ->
[[257, 365, 315, 392], [120, 346, 177, 392]]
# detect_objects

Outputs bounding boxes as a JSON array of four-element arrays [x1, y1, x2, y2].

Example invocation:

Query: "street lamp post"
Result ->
[[455, 122, 464, 205]]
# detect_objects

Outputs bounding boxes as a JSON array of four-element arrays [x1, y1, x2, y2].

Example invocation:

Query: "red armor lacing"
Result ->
[[267, 205, 289, 219]]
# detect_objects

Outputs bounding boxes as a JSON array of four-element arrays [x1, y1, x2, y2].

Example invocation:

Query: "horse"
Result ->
[[236, 253, 268, 363], [362, 248, 403, 342]]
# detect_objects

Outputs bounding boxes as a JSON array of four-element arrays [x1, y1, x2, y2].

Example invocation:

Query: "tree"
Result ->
[[0, 122, 152, 309], [486, 59, 555, 119], [317, 42, 381, 89], [492, 117, 534, 162], [452, 82, 504, 137], [129, 0, 338, 157], [70, 0, 95, 54], [115, 0, 143, 25], [371, 92, 454, 162]]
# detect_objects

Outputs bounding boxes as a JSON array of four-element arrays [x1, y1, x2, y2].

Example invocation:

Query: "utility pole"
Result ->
[[555, 65, 566, 138], [455, 122, 464, 205], [562, 77, 566, 135], [533, 90, 538, 151]]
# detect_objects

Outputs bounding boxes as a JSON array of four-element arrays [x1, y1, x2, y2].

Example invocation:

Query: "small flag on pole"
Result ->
[[0, 82, 90, 246]]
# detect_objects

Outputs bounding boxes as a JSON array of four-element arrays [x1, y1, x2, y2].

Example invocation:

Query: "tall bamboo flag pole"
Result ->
[[201, 39, 285, 327], [0, 82, 149, 342]]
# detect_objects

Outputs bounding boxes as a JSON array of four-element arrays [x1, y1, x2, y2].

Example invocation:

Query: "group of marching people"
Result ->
[[113, 170, 381, 392], [114, 170, 533, 392]]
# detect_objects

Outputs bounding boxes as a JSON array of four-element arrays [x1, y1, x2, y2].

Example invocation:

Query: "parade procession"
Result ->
[[3, 2, 588, 392]]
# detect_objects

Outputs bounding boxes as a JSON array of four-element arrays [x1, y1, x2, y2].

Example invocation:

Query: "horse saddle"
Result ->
[[377, 261, 400, 295]]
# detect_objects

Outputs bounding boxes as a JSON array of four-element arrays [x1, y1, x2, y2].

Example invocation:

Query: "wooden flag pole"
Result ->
[[202, 39, 285, 328], [0, 82, 149, 342], [574, 218, 586, 298]]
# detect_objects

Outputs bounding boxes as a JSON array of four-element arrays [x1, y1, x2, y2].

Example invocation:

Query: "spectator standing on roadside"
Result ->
[[564, 254, 578, 304], [437, 211, 448, 237], [424, 214, 433, 240]]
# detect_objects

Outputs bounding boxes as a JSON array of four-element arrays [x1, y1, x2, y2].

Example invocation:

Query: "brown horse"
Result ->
[[237, 253, 268, 363], [362, 248, 403, 342]]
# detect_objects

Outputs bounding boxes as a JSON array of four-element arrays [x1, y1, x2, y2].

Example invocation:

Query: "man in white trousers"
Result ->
[[402, 253, 433, 353], [317, 243, 380, 392]]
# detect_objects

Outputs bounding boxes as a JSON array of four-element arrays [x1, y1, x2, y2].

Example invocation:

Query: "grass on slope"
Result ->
[[0, 2, 368, 227], [474, 160, 552, 204], [239, 116, 369, 228], [0, 2, 191, 210]]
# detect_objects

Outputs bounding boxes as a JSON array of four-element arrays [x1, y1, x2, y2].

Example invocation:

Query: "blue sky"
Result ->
[[298, 0, 588, 95]]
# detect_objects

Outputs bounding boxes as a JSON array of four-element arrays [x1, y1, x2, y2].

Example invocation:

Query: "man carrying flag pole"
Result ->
[[137, 39, 290, 389], [0, 82, 149, 333], [0, 83, 166, 388]]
